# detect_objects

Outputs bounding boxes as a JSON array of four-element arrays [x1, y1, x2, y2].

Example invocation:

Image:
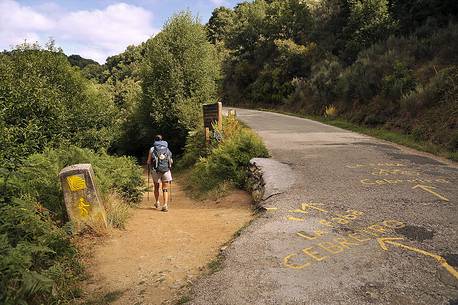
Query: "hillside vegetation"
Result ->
[[207, 0, 458, 159]]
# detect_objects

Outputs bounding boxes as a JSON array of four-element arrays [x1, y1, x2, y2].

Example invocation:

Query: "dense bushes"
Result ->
[[399, 66, 458, 151], [0, 196, 81, 305], [0, 43, 119, 173], [182, 116, 268, 196]]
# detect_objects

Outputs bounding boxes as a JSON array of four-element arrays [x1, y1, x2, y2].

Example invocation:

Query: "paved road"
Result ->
[[189, 109, 458, 305]]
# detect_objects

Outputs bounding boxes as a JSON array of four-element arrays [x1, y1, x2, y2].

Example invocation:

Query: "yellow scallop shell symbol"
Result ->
[[67, 175, 86, 192]]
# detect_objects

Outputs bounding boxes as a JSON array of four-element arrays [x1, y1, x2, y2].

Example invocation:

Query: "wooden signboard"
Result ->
[[203, 102, 222, 130], [203, 102, 222, 142]]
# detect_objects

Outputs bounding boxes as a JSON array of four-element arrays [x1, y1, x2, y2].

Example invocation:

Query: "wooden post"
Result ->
[[205, 127, 210, 143], [217, 102, 223, 130]]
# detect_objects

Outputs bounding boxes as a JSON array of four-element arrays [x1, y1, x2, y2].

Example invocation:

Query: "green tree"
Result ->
[[207, 7, 236, 44], [140, 12, 220, 153], [67, 54, 99, 69], [341, 0, 397, 63], [0, 42, 117, 176], [264, 0, 314, 44]]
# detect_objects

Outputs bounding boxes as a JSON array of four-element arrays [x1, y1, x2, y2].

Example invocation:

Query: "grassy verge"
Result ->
[[256, 107, 457, 162]]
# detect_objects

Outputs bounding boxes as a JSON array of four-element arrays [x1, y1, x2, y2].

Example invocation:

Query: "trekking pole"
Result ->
[[170, 180, 172, 203], [147, 164, 150, 201]]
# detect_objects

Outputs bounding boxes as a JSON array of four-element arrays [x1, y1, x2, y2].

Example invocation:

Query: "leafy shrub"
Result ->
[[0, 42, 118, 173], [0, 196, 82, 305], [308, 57, 343, 107], [381, 61, 416, 100], [187, 116, 269, 195], [177, 129, 208, 169]]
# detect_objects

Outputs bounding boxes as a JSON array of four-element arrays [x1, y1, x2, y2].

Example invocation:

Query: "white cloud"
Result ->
[[209, 0, 229, 6], [0, 1, 158, 63]]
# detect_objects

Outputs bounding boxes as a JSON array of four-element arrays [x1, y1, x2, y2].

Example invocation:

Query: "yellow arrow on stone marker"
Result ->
[[377, 237, 458, 280], [412, 185, 449, 202], [265, 207, 278, 211]]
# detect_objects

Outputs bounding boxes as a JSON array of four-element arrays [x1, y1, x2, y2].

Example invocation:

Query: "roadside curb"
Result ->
[[248, 158, 295, 208]]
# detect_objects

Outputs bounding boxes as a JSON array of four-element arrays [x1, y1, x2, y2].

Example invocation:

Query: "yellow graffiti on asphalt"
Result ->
[[283, 220, 407, 270], [360, 178, 450, 186], [287, 216, 304, 222], [346, 162, 406, 169], [288, 209, 308, 214], [302, 203, 328, 213], [286, 203, 328, 221], [412, 185, 449, 202], [265, 207, 278, 211], [78, 197, 91, 217], [283, 253, 310, 269], [371, 168, 420, 176], [377, 237, 458, 279], [297, 229, 327, 240], [67, 175, 86, 191]]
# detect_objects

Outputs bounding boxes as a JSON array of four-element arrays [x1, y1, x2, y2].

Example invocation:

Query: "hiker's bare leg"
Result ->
[[154, 182, 160, 203], [162, 181, 169, 206]]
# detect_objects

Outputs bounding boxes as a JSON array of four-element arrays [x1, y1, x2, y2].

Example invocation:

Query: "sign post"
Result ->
[[203, 102, 223, 142]]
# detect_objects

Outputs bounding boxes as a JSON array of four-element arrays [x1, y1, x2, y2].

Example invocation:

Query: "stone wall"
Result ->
[[248, 158, 295, 209]]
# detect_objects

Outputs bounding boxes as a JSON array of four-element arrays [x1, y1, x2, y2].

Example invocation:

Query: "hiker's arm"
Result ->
[[168, 149, 173, 168], [147, 150, 152, 165]]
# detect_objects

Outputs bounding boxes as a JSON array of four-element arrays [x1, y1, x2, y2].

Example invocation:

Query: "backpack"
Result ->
[[152, 146, 170, 173]]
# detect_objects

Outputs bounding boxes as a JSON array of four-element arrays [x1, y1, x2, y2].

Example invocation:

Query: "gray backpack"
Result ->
[[152, 146, 170, 173]]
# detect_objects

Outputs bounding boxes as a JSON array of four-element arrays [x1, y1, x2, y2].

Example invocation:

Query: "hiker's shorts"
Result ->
[[151, 170, 172, 184]]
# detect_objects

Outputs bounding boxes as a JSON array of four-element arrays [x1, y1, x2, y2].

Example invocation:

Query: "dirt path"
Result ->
[[82, 175, 254, 305]]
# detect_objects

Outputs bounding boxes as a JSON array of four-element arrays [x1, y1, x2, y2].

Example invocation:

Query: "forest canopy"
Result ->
[[207, 0, 458, 154]]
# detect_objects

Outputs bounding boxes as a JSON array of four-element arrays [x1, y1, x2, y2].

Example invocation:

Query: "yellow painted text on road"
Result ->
[[360, 178, 450, 186], [284, 220, 406, 270], [371, 168, 420, 176], [346, 162, 405, 169]]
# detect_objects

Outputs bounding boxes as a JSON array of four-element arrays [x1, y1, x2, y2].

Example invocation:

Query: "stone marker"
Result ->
[[59, 163, 107, 231]]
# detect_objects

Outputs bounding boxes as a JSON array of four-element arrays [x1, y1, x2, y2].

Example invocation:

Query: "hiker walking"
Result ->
[[147, 135, 173, 212]]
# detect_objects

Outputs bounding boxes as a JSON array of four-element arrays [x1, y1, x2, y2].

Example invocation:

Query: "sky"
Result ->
[[0, 0, 240, 63]]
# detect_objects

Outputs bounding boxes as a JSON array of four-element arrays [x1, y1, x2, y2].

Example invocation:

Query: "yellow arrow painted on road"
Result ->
[[412, 184, 449, 202], [265, 207, 278, 211], [286, 216, 304, 222], [377, 237, 458, 280]]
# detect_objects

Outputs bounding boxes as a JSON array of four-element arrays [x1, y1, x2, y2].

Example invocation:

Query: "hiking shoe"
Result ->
[[161, 205, 168, 212], [154, 202, 160, 209]]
